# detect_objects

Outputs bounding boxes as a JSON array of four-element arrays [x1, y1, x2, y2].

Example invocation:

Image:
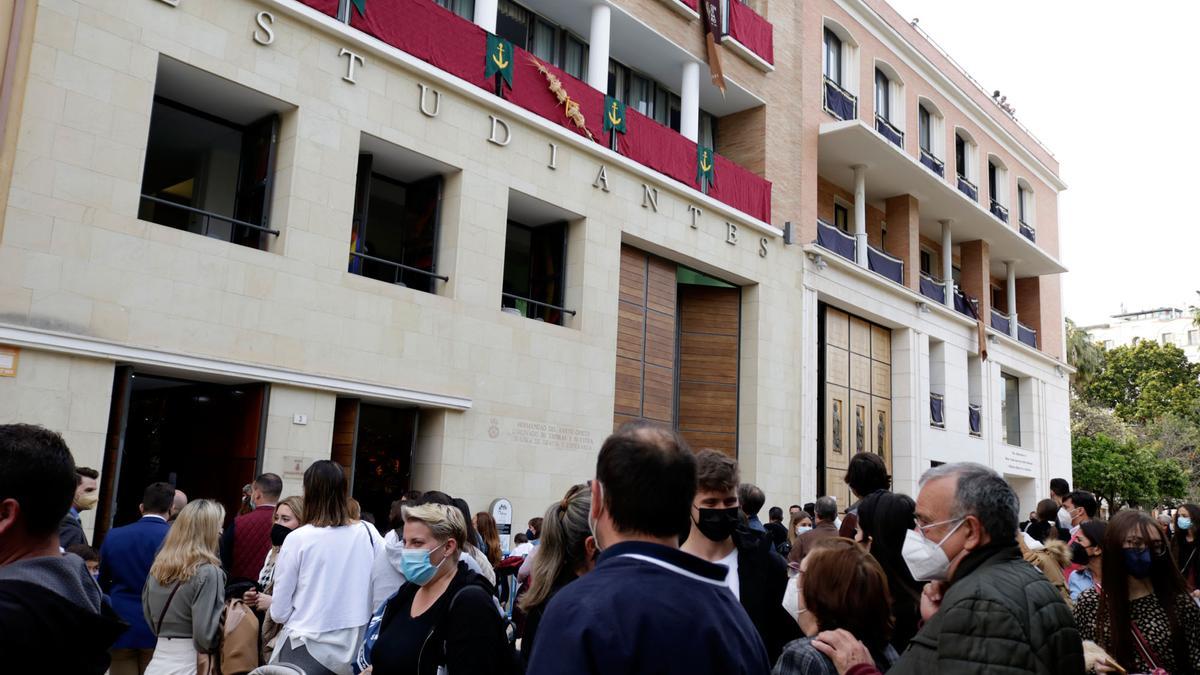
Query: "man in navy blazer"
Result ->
[[99, 482, 175, 675]]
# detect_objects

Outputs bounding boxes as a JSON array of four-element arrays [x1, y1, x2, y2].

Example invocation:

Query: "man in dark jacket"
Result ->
[[682, 450, 799, 663], [789, 496, 839, 564], [0, 424, 126, 674], [58, 466, 99, 549], [527, 421, 769, 674], [221, 472, 282, 585], [811, 462, 1084, 675]]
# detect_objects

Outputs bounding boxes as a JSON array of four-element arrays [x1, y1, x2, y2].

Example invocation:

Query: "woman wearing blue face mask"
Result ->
[[355, 503, 511, 675], [1073, 509, 1200, 674], [1173, 503, 1200, 596]]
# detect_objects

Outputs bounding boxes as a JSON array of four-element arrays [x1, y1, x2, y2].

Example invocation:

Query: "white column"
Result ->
[[680, 61, 700, 142], [940, 220, 953, 308], [586, 4, 611, 93], [1006, 261, 1018, 338], [473, 0, 498, 33], [853, 165, 867, 267]]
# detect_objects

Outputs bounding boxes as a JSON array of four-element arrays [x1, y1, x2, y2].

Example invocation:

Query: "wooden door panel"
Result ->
[[872, 325, 891, 364], [616, 302, 644, 360], [871, 361, 892, 399], [825, 307, 850, 349], [850, 390, 871, 456], [645, 310, 675, 368], [614, 356, 643, 416], [849, 317, 871, 356], [332, 398, 360, 480], [646, 257, 677, 315], [872, 396, 892, 470], [683, 430, 737, 456], [824, 384, 849, 470], [826, 345, 849, 387], [642, 364, 674, 423], [850, 353, 872, 394], [619, 245, 646, 305]]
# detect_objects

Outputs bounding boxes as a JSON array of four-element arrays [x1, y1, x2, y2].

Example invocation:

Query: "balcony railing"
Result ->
[[138, 194, 280, 248], [930, 392, 945, 429], [953, 288, 980, 320], [874, 115, 904, 148], [724, 0, 774, 65], [867, 244, 904, 285], [298, 0, 771, 223], [501, 292, 576, 325], [816, 219, 856, 262], [989, 200, 1009, 223], [1019, 220, 1036, 242], [1017, 321, 1038, 349], [956, 175, 978, 201], [919, 272, 946, 304], [919, 149, 944, 177], [990, 310, 1011, 335], [968, 403, 982, 437], [348, 250, 449, 288], [823, 77, 857, 121]]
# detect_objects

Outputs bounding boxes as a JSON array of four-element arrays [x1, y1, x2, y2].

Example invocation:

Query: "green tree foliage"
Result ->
[[1065, 318, 1105, 397], [1070, 399, 1134, 443], [1082, 340, 1200, 424], [1073, 433, 1189, 511]]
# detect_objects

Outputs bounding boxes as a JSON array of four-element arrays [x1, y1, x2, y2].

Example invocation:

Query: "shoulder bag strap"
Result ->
[[155, 581, 184, 635], [1130, 619, 1166, 671]]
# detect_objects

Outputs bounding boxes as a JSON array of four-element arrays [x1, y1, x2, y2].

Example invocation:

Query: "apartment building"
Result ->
[[0, 0, 1069, 541], [1084, 308, 1200, 363]]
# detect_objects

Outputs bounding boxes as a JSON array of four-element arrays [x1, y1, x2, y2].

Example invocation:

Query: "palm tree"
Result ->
[[1065, 318, 1104, 397]]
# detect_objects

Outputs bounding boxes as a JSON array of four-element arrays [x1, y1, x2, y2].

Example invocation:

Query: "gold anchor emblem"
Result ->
[[491, 42, 509, 70], [607, 100, 623, 127], [700, 150, 712, 173]]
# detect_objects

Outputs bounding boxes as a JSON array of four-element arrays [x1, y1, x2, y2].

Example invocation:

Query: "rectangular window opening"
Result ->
[[1001, 372, 1021, 446], [502, 191, 579, 325]]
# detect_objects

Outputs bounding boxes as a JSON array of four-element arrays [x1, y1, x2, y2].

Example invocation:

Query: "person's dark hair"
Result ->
[[790, 504, 802, 512], [419, 490, 453, 506], [75, 466, 99, 480], [738, 483, 765, 517], [1174, 503, 1200, 543], [302, 460, 351, 528], [66, 543, 99, 562], [514, 532, 528, 544], [1077, 519, 1107, 552], [0, 424, 76, 537], [596, 420, 696, 539], [1049, 478, 1070, 498], [844, 452, 890, 498], [814, 496, 838, 522], [803, 502, 816, 521], [856, 490, 921, 645], [1099, 510, 1189, 672], [388, 499, 405, 534], [401, 490, 421, 502], [803, 538, 894, 661], [254, 473, 283, 500], [1027, 499, 1063, 544], [527, 516, 544, 539], [694, 450, 739, 494], [451, 498, 480, 552], [1065, 490, 1099, 518], [920, 463, 1017, 542], [768, 506, 783, 523], [141, 482, 176, 516]]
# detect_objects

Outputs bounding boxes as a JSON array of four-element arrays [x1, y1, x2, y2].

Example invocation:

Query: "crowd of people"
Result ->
[[5, 420, 1200, 674]]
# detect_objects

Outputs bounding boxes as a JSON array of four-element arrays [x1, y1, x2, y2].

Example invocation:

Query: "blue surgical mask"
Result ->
[[796, 525, 812, 535], [1179, 517, 1193, 531], [399, 545, 449, 586], [1124, 548, 1153, 579]]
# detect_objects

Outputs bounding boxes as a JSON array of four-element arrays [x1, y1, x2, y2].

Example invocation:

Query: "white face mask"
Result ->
[[902, 518, 964, 581], [796, 525, 812, 535]]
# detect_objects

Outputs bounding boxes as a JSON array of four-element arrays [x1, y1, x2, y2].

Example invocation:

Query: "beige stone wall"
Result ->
[[261, 385, 337, 500]]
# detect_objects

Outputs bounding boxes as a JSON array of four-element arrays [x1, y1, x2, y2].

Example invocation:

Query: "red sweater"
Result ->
[[229, 504, 275, 583]]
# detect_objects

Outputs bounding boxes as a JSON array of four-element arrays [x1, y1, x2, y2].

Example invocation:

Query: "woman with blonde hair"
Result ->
[[518, 483, 596, 665], [141, 499, 227, 675], [355, 503, 511, 674]]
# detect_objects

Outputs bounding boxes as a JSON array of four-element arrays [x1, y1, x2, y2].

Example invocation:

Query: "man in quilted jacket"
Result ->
[[812, 462, 1085, 675]]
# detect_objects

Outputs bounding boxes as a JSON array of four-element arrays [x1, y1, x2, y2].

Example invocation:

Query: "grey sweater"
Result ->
[[141, 563, 225, 652]]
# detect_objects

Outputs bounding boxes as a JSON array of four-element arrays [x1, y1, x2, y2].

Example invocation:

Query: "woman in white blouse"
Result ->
[[269, 461, 382, 675]]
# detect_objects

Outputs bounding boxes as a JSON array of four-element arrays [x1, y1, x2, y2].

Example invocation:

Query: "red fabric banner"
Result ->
[[728, 1, 774, 65], [618, 108, 697, 193], [679, 0, 700, 10], [710, 154, 772, 223], [349, 0, 492, 92], [295, 0, 338, 17], [509, 49, 606, 142]]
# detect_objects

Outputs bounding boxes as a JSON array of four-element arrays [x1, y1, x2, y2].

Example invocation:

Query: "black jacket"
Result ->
[[58, 512, 88, 549], [374, 562, 512, 675], [0, 554, 127, 675], [733, 526, 801, 664], [890, 543, 1084, 675]]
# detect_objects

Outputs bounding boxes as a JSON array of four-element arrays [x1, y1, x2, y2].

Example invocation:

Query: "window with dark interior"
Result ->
[[988, 161, 998, 202], [955, 134, 966, 179], [502, 220, 567, 324], [1001, 372, 1021, 446], [918, 105, 931, 153], [823, 28, 842, 84], [138, 57, 284, 250], [919, 249, 931, 276], [348, 136, 451, 294], [497, 0, 587, 80], [833, 203, 849, 233], [432, 0, 475, 20], [874, 69, 890, 120], [1018, 184, 1030, 223]]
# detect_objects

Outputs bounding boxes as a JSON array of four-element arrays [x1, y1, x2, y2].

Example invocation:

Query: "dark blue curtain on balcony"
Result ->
[[920, 151, 944, 177], [1020, 222, 1036, 242], [968, 405, 982, 436], [954, 291, 979, 319], [957, 176, 978, 201], [990, 311, 1011, 334], [920, 276, 946, 303], [817, 221, 856, 261], [867, 245, 904, 285], [930, 394, 945, 428], [875, 117, 903, 148], [824, 81, 856, 121], [1018, 323, 1038, 349]]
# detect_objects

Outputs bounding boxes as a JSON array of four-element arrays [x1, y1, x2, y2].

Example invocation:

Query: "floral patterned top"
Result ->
[[1073, 588, 1200, 673]]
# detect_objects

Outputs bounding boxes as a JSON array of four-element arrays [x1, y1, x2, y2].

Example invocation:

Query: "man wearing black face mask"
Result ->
[[681, 450, 799, 663]]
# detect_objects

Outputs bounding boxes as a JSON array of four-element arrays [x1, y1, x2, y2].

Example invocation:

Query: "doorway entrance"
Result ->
[[332, 399, 419, 525], [95, 369, 268, 544]]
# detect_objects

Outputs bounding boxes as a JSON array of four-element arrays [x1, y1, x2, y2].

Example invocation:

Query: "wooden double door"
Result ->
[[613, 246, 741, 455], [820, 306, 892, 505]]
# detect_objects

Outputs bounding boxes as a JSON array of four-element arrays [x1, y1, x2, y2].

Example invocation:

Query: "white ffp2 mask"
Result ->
[[902, 519, 964, 581]]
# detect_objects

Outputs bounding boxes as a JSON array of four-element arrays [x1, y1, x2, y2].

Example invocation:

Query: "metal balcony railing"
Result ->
[[1019, 220, 1036, 242], [874, 114, 904, 148], [139, 194, 279, 248], [1017, 321, 1038, 349], [953, 288, 980, 320], [823, 77, 857, 121], [990, 199, 1009, 223], [920, 148, 944, 177], [348, 251, 448, 288], [956, 175, 978, 201], [816, 219, 856, 262], [867, 244, 904, 285], [501, 292, 576, 325], [990, 310, 1011, 334], [919, 272, 946, 304]]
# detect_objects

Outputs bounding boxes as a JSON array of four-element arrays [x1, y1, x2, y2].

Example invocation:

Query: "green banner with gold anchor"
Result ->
[[485, 34, 514, 89], [603, 96, 627, 136], [697, 145, 715, 187]]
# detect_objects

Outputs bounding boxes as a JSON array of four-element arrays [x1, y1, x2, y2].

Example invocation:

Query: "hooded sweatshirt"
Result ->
[[0, 553, 127, 674]]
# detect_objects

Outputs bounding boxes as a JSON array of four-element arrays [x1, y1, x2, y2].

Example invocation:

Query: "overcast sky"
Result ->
[[885, 0, 1200, 326]]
